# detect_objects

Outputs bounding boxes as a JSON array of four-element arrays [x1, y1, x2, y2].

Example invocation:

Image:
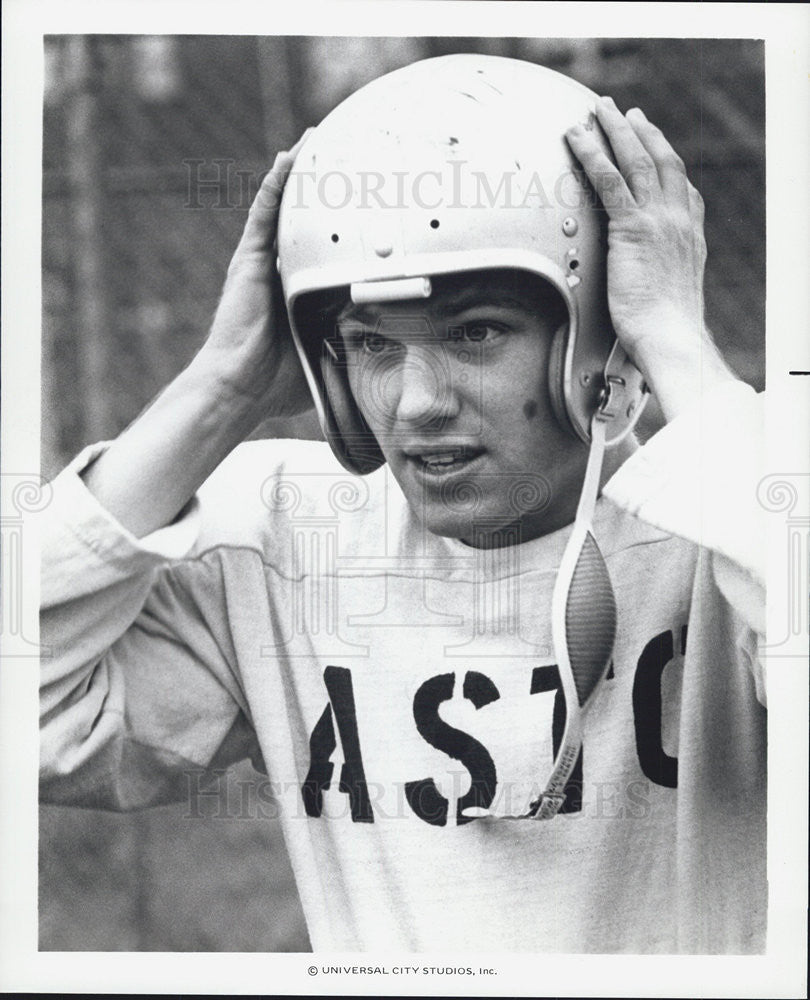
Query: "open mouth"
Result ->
[[407, 446, 482, 475]]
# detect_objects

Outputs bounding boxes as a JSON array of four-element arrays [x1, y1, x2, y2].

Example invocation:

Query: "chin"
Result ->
[[411, 506, 471, 542], [391, 463, 552, 546], [414, 505, 534, 549]]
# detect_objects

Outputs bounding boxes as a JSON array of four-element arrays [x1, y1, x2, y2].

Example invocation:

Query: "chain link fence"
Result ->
[[40, 35, 765, 951]]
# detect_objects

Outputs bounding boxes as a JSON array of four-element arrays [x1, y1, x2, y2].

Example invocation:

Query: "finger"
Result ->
[[239, 128, 316, 256], [238, 148, 299, 257], [565, 122, 635, 218], [687, 179, 705, 224], [625, 107, 689, 205], [594, 96, 663, 205]]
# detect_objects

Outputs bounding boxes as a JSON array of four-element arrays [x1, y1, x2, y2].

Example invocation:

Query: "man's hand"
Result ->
[[566, 98, 737, 421], [195, 131, 313, 419], [81, 132, 315, 538]]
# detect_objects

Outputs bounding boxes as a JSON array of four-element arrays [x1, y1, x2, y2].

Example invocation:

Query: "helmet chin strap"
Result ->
[[526, 345, 639, 818], [528, 411, 616, 819]]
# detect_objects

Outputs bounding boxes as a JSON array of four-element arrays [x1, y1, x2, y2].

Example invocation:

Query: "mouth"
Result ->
[[404, 445, 484, 476]]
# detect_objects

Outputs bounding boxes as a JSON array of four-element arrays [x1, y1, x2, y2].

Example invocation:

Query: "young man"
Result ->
[[40, 56, 765, 952]]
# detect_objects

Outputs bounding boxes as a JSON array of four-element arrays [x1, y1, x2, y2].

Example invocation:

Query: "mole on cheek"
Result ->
[[523, 399, 538, 421]]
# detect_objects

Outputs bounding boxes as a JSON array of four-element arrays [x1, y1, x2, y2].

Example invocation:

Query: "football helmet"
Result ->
[[277, 53, 647, 474]]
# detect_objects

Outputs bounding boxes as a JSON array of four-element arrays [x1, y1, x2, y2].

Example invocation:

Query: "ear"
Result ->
[[547, 321, 577, 437], [320, 348, 386, 475]]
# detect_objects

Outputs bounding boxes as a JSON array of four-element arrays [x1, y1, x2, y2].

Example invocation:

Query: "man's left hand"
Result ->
[[566, 97, 737, 421]]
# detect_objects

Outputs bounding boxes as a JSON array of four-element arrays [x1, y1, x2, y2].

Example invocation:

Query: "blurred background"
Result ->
[[40, 35, 765, 950]]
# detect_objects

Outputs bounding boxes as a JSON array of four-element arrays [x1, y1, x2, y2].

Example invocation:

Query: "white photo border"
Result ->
[[1, 2, 807, 996]]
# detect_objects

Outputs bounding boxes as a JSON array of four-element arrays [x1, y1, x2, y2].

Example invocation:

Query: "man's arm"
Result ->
[[40, 136, 313, 805], [82, 134, 312, 538], [568, 101, 764, 661]]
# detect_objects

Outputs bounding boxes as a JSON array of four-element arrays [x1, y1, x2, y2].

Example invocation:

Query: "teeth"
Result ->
[[422, 452, 460, 467]]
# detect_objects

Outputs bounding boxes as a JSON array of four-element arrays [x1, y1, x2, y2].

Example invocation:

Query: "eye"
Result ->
[[340, 327, 403, 359], [459, 322, 505, 343], [362, 332, 388, 354]]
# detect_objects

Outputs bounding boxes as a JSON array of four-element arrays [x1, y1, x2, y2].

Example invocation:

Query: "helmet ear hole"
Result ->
[[320, 350, 386, 474], [548, 321, 577, 437]]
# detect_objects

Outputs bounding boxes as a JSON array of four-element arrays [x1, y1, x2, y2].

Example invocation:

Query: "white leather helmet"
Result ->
[[277, 53, 647, 474]]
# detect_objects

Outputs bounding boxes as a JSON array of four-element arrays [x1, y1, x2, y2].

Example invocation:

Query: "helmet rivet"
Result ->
[[580, 371, 591, 386], [562, 217, 578, 237], [626, 402, 636, 418], [374, 243, 393, 258]]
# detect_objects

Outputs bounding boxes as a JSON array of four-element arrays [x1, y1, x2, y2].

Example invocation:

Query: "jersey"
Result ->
[[40, 381, 766, 953]]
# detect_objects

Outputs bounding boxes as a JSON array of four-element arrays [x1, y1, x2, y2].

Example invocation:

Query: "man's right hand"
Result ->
[[80, 133, 314, 539], [194, 131, 313, 421]]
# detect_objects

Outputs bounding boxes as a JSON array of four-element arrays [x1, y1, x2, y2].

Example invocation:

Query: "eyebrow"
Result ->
[[336, 301, 376, 326], [435, 287, 536, 316]]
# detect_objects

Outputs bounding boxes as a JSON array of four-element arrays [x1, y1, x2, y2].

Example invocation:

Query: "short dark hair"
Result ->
[[316, 267, 567, 329]]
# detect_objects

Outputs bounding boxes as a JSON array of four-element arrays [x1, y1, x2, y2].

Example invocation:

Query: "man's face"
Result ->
[[337, 270, 589, 547]]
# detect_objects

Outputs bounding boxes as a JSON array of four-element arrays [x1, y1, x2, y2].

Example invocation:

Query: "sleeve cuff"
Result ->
[[602, 380, 765, 586], [57, 442, 201, 563]]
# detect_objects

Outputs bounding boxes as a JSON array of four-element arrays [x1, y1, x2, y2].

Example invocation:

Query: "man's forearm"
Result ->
[[633, 320, 739, 425], [81, 354, 265, 538]]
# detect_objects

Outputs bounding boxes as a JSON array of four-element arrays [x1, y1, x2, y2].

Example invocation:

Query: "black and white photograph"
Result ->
[[1, 2, 808, 997]]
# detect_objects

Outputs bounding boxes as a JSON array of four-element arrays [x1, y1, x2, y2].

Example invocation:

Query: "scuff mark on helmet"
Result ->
[[478, 78, 503, 95]]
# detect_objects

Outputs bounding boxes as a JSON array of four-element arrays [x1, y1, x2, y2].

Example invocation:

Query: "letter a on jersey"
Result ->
[[302, 665, 374, 822]]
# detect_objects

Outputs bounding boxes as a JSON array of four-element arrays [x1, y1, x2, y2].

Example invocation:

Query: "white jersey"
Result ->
[[40, 382, 766, 952]]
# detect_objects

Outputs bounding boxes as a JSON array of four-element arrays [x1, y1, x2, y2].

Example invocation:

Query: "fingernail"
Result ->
[[600, 95, 617, 108], [628, 107, 647, 121]]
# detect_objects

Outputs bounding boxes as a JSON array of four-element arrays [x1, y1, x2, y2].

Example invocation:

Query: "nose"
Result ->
[[388, 345, 460, 428]]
